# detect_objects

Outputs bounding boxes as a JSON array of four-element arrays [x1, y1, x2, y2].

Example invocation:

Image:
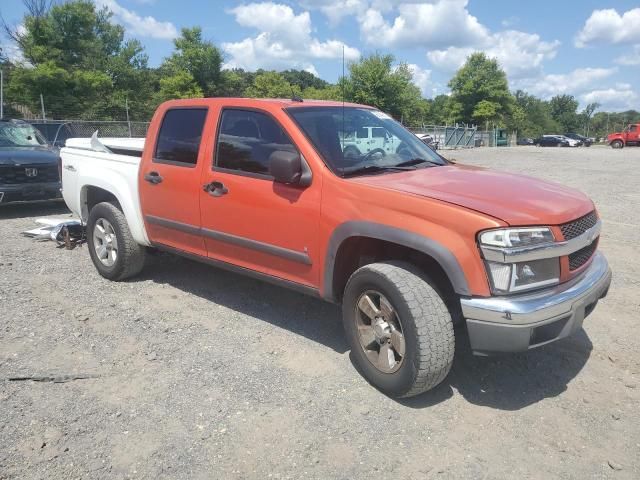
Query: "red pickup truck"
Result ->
[[60, 98, 611, 398], [608, 123, 640, 148]]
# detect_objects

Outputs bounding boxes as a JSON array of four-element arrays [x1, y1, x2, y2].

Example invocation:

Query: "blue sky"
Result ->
[[2, 0, 640, 111]]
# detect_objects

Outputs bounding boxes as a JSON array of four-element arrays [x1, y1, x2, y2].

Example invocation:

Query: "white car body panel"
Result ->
[[60, 141, 150, 246]]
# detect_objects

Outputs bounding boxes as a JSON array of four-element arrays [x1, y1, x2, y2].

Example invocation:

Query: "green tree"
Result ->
[[217, 68, 255, 97], [155, 71, 202, 102], [4, 0, 153, 119], [244, 71, 301, 98], [281, 69, 329, 90], [511, 90, 559, 137], [302, 85, 342, 101], [161, 27, 222, 97], [448, 52, 513, 125], [342, 53, 424, 121], [549, 94, 579, 132]]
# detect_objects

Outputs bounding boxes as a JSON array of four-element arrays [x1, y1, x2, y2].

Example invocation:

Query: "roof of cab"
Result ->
[[159, 97, 371, 110]]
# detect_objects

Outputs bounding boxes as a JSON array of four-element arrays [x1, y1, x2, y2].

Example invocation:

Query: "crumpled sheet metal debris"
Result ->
[[22, 218, 85, 249]]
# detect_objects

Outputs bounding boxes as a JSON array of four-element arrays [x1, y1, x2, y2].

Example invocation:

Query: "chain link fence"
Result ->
[[407, 125, 479, 149], [27, 120, 150, 147]]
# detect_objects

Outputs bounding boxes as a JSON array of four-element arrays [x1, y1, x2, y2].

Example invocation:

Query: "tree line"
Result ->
[[1, 0, 638, 139]]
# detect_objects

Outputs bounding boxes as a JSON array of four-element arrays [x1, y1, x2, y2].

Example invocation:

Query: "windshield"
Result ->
[[0, 123, 48, 148], [286, 107, 446, 177]]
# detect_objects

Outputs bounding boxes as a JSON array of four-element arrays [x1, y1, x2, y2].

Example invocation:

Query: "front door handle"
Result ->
[[203, 181, 228, 197], [144, 171, 163, 184]]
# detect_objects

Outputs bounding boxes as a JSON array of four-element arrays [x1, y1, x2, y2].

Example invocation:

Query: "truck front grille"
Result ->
[[560, 211, 597, 240], [569, 239, 598, 270], [0, 165, 60, 184]]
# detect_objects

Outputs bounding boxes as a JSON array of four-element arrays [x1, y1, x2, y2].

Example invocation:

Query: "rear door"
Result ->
[[139, 107, 209, 256]]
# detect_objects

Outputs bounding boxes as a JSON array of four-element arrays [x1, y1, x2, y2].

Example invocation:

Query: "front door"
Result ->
[[199, 107, 321, 288], [138, 107, 209, 256]]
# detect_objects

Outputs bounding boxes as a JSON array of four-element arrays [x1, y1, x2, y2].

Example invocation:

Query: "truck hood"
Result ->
[[0, 147, 59, 166], [352, 164, 593, 225]]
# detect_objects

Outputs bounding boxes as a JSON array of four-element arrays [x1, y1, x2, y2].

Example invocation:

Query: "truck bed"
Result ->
[[60, 139, 149, 245]]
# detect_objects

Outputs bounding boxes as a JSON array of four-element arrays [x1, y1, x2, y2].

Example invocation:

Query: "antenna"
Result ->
[[341, 45, 345, 168]]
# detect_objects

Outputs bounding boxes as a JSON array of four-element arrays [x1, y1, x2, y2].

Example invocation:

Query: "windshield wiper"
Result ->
[[394, 158, 442, 168], [341, 165, 416, 178]]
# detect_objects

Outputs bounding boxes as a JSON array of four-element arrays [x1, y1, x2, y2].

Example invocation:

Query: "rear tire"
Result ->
[[342, 261, 454, 398], [611, 140, 623, 149], [87, 201, 146, 281]]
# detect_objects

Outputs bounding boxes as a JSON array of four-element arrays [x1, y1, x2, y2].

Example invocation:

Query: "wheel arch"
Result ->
[[323, 221, 471, 303], [80, 180, 149, 246]]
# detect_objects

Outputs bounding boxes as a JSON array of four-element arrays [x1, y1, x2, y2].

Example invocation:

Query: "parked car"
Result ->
[[60, 98, 611, 398], [0, 119, 62, 204], [565, 132, 592, 147], [607, 124, 640, 148], [536, 135, 571, 147], [342, 125, 402, 158], [516, 137, 534, 145], [31, 121, 74, 148], [415, 133, 439, 150]]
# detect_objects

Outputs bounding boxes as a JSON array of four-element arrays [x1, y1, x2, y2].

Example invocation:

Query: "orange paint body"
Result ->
[[138, 98, 595, 299]]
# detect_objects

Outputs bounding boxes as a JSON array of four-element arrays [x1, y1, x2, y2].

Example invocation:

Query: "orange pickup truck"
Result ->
[[60, 98, 611, 398]]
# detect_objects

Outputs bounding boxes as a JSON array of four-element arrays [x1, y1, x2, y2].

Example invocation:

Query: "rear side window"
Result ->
[[154, 108, 208, 166], [215, 109, 296, 177]]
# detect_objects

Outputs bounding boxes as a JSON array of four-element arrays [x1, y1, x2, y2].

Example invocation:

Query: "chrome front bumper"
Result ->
[[461, 252, 611, 355]]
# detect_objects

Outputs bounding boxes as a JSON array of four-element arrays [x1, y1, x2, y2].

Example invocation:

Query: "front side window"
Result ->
[[630, 125, 637, 132], [287, 106, 446, 177], [216, 109, 297, 176], [154, 108, 208, 166]]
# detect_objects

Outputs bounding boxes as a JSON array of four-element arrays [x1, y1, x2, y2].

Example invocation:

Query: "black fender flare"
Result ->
[[323, 221, 471, 302]]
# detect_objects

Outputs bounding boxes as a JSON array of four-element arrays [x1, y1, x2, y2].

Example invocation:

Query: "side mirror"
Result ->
[[269, 150, 312, 187]]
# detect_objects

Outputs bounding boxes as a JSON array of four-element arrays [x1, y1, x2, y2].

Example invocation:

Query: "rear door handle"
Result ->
[[203, 181, 228, 197], [144, 171, 163, 184]]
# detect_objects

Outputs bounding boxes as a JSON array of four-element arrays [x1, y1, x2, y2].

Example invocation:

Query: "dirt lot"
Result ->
[[1, 145, 639, 479]]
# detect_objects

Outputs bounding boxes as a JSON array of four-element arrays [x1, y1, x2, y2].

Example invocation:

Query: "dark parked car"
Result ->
[[0, 119, 62, 204], [31, 121, 74, 148], [516, 137, 535, 145], [565, 132, 592, 147], [535, 135, 570, 147]]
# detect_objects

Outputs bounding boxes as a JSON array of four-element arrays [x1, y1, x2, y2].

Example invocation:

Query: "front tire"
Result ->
[[342, 261, 454, 398], [87, 201, 146, 281], [611, 140, 624, 149]]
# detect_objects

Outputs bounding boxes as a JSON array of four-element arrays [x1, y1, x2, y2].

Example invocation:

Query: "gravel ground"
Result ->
[[1, 145, 639, 479]]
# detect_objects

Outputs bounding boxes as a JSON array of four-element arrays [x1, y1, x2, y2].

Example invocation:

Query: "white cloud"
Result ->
[[0, 41, 23, 63], [427, 31, 559, 80], [298, 0, 366, 26], [404, 64, 431, 96], [615, 45, 640, 66], [95, 0, 178, 40], [223, 2, 359, 72], [512, 67, 617, 99], [359, 0, 488, 49], [580, 86, 639, 112], [575, 8, 640, 47]]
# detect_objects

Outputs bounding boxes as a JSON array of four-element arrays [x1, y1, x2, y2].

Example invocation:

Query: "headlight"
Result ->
[[480, 227, 554, 248], [480, 227, 559, 294], [485, 258, 560, 294]]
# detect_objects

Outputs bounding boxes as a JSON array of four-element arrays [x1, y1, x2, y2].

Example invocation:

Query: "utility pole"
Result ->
[[40, 93, 45, 120], [125, 97, 132, 137]]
